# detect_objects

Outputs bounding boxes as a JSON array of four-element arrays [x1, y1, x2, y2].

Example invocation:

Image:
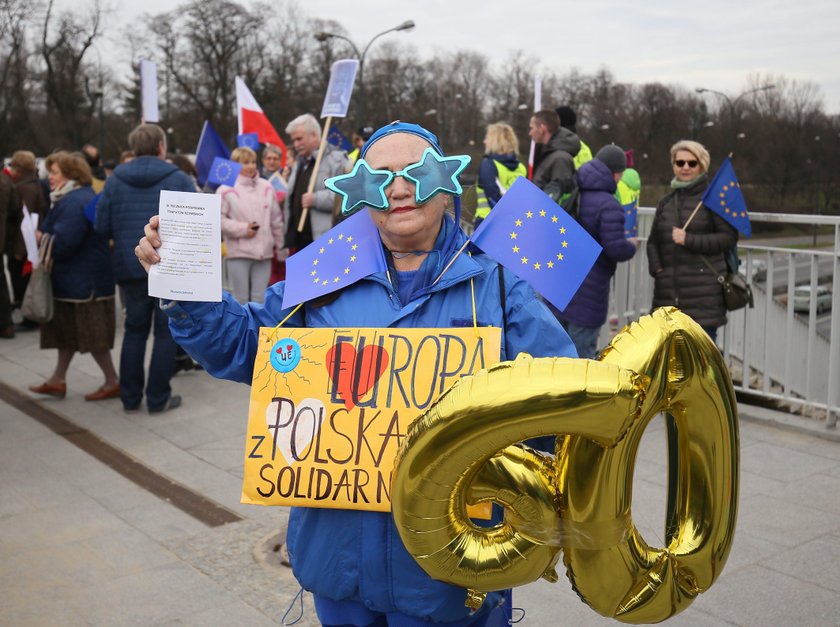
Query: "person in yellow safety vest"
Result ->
[[616, 166, 641, 237], [555, 105, 592, 169], [474, 122, 527, 227], [347, 125, 374, 164], [616, 167, 641, 206]]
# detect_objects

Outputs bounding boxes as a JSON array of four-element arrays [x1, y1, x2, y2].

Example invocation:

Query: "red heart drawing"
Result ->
[[287, 345, 293, 352], [326, 342, 390, 410]]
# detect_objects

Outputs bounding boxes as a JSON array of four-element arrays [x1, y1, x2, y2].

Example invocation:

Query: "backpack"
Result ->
[[542, 172, 581, 221]]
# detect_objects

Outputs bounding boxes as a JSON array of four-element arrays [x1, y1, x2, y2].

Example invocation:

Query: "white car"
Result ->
[[793, 285, 832, 313]]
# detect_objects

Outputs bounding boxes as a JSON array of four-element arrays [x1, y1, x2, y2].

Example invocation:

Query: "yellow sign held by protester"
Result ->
[[241, 327, 501, 512]]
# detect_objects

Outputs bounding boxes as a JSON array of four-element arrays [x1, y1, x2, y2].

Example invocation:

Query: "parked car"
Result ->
[[793, 285, 832, 313], [745, 258, 767, 282]]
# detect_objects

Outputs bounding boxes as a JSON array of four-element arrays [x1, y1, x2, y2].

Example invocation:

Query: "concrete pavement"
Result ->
[[2, 318, 839, 626]]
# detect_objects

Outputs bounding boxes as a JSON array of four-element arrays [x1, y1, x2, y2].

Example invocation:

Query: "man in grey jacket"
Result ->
[[529, 109, 581, 196], [284, 114, 349, 250]]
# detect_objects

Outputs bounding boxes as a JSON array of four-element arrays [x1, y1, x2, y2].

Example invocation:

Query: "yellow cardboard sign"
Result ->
[[241, 327, 501, 512]]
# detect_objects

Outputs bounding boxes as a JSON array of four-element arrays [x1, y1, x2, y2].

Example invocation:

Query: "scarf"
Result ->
[[49, 180, 79, 206], [670, 175, 704, 189]]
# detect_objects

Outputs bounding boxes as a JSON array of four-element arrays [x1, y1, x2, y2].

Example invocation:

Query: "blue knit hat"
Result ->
[[360, 121, 444, 158]]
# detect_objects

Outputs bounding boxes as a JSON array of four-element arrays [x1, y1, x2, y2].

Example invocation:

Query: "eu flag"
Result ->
[[282, 210, 387, 309], [702, 156, 751, 237], [623, 200, 638, 238], [327, 125, 353, 152], [194, 121, 230, 187], [207, 157, 242, 187], [471, 177, 602, 312], [237, 132, 260, 149]]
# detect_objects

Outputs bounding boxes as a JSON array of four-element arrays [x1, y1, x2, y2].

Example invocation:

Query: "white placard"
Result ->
[[320, 59, 359, 118], [148, 191, 222, 302], [139, 59, 159, 123]]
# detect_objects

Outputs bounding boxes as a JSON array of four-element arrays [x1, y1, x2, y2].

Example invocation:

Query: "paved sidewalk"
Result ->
[[2, 320, 839, 626]]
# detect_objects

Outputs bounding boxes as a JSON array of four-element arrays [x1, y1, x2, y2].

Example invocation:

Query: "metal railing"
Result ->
[[608, 208, 840, 428]]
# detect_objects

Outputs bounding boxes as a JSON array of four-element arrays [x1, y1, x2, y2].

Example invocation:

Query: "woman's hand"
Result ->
[[671, 227, 686, 246], [135, 215, 161, 272], [246, 221, 260, 239]]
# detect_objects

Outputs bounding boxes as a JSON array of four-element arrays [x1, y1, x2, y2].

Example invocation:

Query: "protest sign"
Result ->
[[139, 59, 159, 123], [241, 327, 501, 514], [320, 59, 359, 119]]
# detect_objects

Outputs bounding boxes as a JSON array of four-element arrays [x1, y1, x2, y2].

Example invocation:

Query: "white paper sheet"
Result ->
[[20, 205, 39, 268], [148, 190, 222, 302]]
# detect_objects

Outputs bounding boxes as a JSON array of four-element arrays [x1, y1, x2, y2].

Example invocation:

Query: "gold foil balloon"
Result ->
[[391, 308, 739, 622]]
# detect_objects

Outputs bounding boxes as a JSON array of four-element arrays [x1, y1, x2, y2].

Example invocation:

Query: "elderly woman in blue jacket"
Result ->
[[136, 122, 576, 626], [29, 151, 119, 401]]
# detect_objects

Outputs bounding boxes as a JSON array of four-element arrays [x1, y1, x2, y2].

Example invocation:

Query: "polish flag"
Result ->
[[235, 76, 288, 165]]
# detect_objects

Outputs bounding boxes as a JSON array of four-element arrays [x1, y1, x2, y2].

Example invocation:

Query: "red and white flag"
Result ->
[[235, 77, 288, 165]]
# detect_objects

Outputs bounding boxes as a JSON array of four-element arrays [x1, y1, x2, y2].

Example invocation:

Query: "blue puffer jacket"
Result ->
[[40, 186, 114, 301], [95, 156, 195, 284], [163, 215, 576, 622], [556, 159, 637, 327]]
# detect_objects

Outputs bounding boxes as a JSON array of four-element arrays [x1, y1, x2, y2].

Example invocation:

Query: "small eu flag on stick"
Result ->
[[207, 157, 242, 187], [282, 210, 387, 310], [237, 132, 260, 149], [471, 177, 602, 312], [701, 156, 751, 237]]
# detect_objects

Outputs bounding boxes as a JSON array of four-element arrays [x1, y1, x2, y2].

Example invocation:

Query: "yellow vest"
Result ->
[[573, 140, 593, 170], [475, 160, 527, 220], [348, 148, 360, 164]]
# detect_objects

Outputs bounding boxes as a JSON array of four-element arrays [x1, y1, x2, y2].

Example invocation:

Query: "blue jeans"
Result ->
[[560, 321, 601, 359], [119, 279, 176, 411]]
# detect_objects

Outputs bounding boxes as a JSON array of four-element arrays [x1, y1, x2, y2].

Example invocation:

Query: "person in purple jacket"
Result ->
[[552, 144, 638, 358]]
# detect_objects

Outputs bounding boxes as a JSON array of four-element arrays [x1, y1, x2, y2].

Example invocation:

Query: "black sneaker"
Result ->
[[148, 395, 182, 414]]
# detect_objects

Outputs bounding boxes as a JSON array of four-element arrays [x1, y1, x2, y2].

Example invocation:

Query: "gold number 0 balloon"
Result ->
[[391, 308, 739, 623]]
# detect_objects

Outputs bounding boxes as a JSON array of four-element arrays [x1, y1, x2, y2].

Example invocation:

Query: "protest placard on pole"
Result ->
[[139, 59, 159, 123], [298, 59, 359, 232]]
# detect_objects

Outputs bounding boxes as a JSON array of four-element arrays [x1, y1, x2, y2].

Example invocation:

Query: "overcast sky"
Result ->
[[93, 0, 840, 113]]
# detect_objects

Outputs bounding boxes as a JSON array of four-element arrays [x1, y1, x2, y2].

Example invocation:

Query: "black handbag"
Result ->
[[701, 255, 753, 311]]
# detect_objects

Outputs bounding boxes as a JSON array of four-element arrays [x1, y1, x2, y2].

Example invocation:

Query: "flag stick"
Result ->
[[297, 116, 333, 232], [681, 201, 704, 230], [682, 153, 733, 230], [431, 239, 471, 286]]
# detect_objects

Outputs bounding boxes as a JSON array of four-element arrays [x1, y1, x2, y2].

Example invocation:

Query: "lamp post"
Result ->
[[93, 90, 104, 154], [695, 84, 775, 151], [314, 20, 415, 126]]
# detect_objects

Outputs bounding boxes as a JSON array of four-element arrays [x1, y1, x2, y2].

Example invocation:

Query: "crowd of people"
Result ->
[[2, 108, 737, 625]]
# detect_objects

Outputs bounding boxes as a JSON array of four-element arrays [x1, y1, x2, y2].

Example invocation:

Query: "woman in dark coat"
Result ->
[[28, 151, 119, 401], [647, 140, 737, 341]]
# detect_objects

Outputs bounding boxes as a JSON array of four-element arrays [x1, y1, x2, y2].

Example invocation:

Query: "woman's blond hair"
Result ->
[[230, 146, 257, 163], [484, 122, 520, 155], [670, 140, 710, 173]]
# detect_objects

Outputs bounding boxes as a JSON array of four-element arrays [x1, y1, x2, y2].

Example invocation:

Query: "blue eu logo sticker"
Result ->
[[269, 338, 301, 372]]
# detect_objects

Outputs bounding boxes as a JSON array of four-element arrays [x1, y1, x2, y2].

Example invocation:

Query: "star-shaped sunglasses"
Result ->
[[326, 148, 471, 217]]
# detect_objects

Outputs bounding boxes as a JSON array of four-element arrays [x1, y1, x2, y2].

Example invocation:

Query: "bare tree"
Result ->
[[39, 0, 104, 149]]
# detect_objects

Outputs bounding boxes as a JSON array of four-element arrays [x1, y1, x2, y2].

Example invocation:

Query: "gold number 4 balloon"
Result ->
[[391, 308, 739, 623]]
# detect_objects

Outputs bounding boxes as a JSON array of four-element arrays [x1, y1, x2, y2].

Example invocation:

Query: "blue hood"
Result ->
[[577, 158, 617, 194]]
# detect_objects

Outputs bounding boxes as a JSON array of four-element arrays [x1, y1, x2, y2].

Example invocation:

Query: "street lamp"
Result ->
[[314, 20, 415, 125], [92, 90, 104, 156], [695, 84, 775, 150]]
